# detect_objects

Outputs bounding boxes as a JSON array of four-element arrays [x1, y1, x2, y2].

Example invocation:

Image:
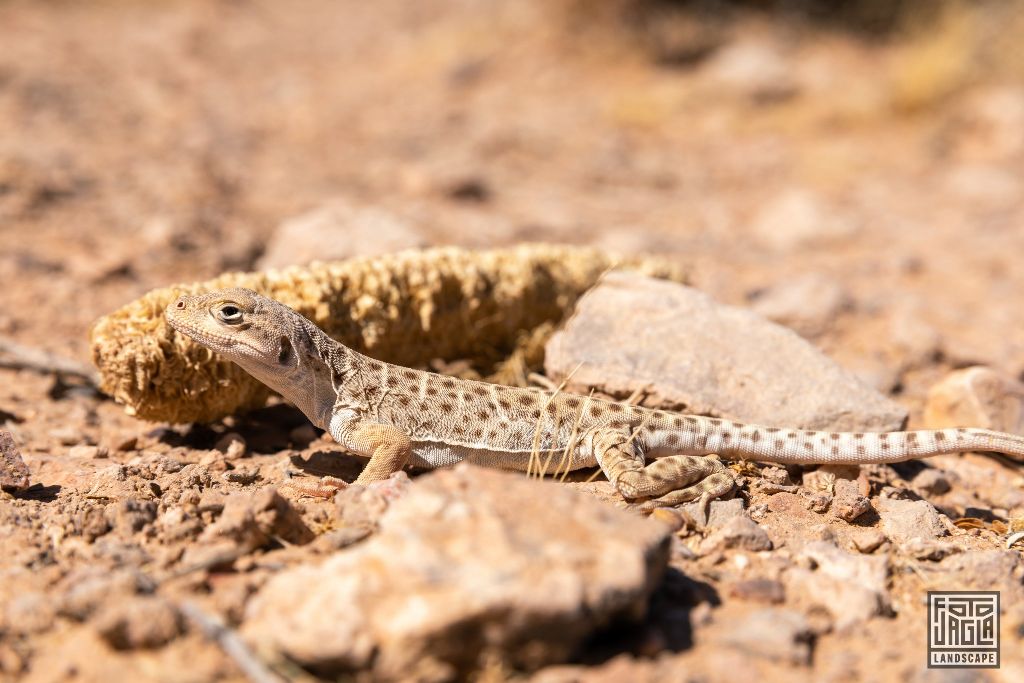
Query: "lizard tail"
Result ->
[[664, 419, 1024, 465]]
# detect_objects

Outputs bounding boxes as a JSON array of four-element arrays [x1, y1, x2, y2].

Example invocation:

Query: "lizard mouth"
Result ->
[[164, 308, 239, 350]]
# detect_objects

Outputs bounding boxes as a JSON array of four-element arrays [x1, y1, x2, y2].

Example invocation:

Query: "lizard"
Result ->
[[165, 287, 1024, 510]]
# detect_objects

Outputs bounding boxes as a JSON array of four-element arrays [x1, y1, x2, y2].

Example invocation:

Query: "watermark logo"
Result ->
[[928, 591, 1000, 668]]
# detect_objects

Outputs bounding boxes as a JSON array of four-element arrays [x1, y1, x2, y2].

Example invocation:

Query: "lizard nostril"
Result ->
[[175, 300, 185, 309]]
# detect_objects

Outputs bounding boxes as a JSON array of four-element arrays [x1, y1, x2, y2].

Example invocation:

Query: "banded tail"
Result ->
[[655, 417, 1024, 465]]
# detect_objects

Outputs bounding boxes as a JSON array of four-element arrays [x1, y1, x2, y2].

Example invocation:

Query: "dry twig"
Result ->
[[179, 601, 285, 683], [0, 336, 100, 386]]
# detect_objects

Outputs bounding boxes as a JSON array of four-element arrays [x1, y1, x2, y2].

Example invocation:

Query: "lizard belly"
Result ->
[[409, 440, 597, 472]]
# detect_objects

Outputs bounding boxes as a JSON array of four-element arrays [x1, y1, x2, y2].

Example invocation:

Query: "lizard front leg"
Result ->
[[349, 423, 412, 485], [288, 421, 411, 498]]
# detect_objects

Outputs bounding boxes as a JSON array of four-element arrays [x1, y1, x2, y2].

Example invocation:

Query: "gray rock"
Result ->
[[912, 468, 952, 496], [243, 465, 670, 680], [0, 430, 29, 492], [93, 596, 183, 650], [786, 541, 890, 632], [876, 497, 948, 547], [257, 199, 429, 270], [903, 539, 962, 561], [680, 497, 746, 530], [546, 273, 907, 431], [699, 516, 773, 554], [933, 550, 1022, 597]]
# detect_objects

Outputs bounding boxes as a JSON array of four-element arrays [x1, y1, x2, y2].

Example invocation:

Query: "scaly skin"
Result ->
[[166, 288, 1024, 509]]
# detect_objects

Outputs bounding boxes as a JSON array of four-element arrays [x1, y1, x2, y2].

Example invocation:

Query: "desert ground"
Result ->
[[2, 1, 1024, 681]]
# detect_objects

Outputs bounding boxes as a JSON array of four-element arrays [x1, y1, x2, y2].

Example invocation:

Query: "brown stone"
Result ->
[[924, 366, 1024, 434], [0, 430, 29, 492], [546, 273, 907, 432], [243, 465, 670, 680]]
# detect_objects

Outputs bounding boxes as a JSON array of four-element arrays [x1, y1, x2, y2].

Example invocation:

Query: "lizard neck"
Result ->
[[233, 314, 358, 430]]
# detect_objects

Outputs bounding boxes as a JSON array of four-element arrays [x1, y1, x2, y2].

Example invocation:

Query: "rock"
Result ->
[[679, 497, 746, 531], [243, 465, 670, 679], [728, 579, 785, 604], [912, 468, 952, 496], [850, 529, 886, 554], [786, 541, 890, 632], [903, 539, 961, 561], [699, 516, 772, 554], [200, 487, 314, 551], [93, 596, 183, 650], [68, 445, 108, 460], [748, 273, 852, 337], [750, 189, 860, 251], [77, 507, 111, 541], [876, 497, 948, 546], [222, 465, 260, 485], [49, 427, 81, 446], [197, 488, 227, 514], [720, 608, 812, 665], [933, 550, 1022, 596], [114, 436, 138, 452], [4, 592, 56, 635], [60, 569, 153, 620], [546, 273, 907, 431], [109, 498, 158, 536], [924, 366, 1024, 434], [257, 199, 429, 269], [805, 492, 832, 514], [832, 479, 872, 522], [332, 471, 414, 531], [0, 430, 30, 492], [214, 432, 247, 460], [760, 466, 792, 486]]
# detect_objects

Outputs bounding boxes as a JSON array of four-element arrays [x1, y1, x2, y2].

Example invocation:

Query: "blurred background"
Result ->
[[2, 0, 1024, 414]]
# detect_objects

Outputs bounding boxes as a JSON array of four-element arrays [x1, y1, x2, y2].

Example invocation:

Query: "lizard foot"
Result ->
[[284, 475, 349, 499]]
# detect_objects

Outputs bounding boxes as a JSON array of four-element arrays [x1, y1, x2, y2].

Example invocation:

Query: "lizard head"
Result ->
[[164, 288, 339, 417], [165, 288, 295, 368]]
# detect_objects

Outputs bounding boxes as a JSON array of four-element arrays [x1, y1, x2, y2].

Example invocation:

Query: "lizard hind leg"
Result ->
[[591, 427, 735, 508]]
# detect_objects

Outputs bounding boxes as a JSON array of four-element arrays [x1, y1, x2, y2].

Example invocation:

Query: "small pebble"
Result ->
[[805, 492, 832, 514], [851, 529, 886, 554], [68, 445, 108, 460], [114, 436, 138, 452], [222, 466, 260, 485], [215, 433, 247, 460]]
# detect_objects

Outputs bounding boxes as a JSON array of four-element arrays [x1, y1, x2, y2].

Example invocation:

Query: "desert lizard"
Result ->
[[166, 288, 1024, 509]]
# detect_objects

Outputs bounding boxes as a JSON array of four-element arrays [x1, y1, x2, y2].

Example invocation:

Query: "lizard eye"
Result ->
[[215, 304, 244, 324]]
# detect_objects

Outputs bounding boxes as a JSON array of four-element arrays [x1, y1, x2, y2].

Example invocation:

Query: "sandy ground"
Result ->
[[2, 0, 1024, 680]]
